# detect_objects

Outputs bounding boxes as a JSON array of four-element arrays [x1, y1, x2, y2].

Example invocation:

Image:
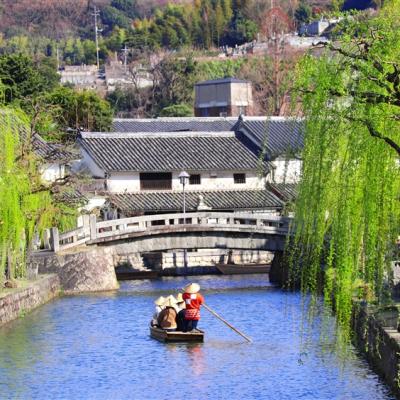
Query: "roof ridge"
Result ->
[[81, 131, 235, 138]]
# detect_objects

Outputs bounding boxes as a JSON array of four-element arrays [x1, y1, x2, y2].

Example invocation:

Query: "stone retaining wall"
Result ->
[[0, 274, 61, 326], [353, 305, 400, 398], [30, 247, 119, 294]]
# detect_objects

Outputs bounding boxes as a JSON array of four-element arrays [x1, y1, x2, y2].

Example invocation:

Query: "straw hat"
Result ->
[[164, 295, 177, 308], [183, 283, 200, 294], [176, 293, 184, 303], [154, 296, 166, 306]]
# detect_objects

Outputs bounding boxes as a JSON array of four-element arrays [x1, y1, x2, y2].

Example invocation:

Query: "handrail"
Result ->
[[47, 212, 291, 252]]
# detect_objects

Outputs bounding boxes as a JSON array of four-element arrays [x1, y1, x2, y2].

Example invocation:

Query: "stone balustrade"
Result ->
[[45, 212, 291, 253]]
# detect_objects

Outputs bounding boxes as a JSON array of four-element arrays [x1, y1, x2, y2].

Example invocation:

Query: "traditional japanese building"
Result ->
[[78, 130, 284, 216]]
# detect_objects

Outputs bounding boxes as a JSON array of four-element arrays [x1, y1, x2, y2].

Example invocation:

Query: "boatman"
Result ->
[[182, 283, 204, 332]]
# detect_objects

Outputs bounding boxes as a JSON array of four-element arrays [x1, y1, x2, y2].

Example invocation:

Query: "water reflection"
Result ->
[[0, 275, 395, 400]]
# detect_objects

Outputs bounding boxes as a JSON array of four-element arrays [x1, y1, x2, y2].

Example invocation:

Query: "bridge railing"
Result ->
[[45, 212, 291, 253]]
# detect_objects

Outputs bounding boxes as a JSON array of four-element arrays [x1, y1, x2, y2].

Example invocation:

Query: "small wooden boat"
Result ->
[[215, 262, 271, 275], [149, 325, 204, 343], [116, 270, 159, 280]]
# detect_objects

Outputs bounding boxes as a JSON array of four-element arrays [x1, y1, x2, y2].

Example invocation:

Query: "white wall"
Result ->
[[40, 163, 65, 183], [107, 172, 140, 192], [271, 159, 302, 184], [106, 170, 265, 193]]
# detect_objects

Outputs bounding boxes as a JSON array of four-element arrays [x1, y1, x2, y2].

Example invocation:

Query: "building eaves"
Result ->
[[107, 189, 283, 212], [195, 78, 250, 86]]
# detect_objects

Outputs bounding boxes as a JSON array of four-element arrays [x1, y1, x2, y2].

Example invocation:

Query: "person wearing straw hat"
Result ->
[[182, 283, 204, 332], [151, 296, 166, 326], [175, 293, 186, 331], [157, 296, 178, 331]]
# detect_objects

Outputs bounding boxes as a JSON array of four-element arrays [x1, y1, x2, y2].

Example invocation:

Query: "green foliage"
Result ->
[[45, 87, 113, 133], [0, 109, 54, 284], [159, 103, 193, 117], [288, 1, 400, 342], [0, 54, 58, 104], [294, 1, 312, 24]]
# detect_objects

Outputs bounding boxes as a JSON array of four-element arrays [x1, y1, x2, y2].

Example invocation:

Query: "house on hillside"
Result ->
[[78, 130, 284, 217]]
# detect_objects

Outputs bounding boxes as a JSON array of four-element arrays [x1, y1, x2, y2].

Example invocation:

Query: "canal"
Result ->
[[0, 275, 394, 399]]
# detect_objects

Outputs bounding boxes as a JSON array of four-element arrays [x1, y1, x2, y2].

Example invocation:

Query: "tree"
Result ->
[[0, 108, 61, 285], [0, 54, 57, 104], [288, 2, 400, 340], [45, 87, 113, 135], [159, 103, 193, 117], [294, 2, 311, 25]]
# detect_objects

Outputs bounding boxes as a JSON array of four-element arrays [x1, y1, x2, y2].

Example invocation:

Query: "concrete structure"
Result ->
[[194, 78, 254, 117], [105, 60, 153, 92], [59, 65, 99, 88]]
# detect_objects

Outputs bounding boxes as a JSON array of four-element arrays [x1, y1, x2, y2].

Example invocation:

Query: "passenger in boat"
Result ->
[[157, 296, 178, 331], [175, 293, 186, 331], [152, 296, 166, 326], [182, 283, 204, 332]]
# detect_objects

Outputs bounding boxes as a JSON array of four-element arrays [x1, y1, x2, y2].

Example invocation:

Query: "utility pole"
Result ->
[[56, 45, 60, 70], [122, 44, 129, 73], [92, 6, 101, 70]]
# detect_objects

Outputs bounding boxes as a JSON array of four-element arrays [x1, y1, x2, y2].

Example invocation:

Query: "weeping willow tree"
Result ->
[[288, 1, 400, 340], [0, 107, 67, 286]]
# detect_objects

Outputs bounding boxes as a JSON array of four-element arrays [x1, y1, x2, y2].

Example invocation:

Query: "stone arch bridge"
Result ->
[[31, 212, 291, 293]]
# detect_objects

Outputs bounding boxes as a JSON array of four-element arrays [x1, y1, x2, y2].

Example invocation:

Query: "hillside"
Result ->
[[0, 0, 188, 39]]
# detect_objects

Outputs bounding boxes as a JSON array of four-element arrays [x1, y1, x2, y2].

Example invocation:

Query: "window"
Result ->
[[189, 174, 201, 185], [200, 108, 209, 117], [234, 173, 246, 184], [140, 172, 172, 190], [238, 106, 247, 116]]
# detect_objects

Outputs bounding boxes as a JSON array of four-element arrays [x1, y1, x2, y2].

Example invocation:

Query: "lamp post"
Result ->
[[179, 171, 190, 273]]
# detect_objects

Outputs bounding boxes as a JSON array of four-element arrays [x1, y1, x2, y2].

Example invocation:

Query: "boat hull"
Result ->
[[215, 263, 271, 275], [150, 325, 204, 343]]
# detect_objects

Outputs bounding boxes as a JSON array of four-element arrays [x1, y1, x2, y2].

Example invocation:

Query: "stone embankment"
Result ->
[[0, 274, 60, 326], [29, 247, 119, 294]]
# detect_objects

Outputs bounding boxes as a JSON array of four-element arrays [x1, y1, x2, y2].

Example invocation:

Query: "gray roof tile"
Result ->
[[267, 183, 298, 202], [236, 118, 304, 158], [112, 117, 237, 133], [79, 132, 265, 172], [108, 189, 283, 212]]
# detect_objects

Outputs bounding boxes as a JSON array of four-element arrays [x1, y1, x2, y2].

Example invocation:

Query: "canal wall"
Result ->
[[29, 247, 119, 294], [353, 305, 400, 398], [0, 274, 61, 326]]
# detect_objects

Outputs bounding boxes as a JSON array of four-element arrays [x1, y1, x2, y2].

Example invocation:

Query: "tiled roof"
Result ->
[[108, 189, 283, 212], [112, 117, 237, 133], [79, 131, 266, 172], [236, 117, 304, 158], [32, 135, 76, 162], [267, 183, 298, 202], [0, 109, 74, 161], [111, 116, 304, 159]]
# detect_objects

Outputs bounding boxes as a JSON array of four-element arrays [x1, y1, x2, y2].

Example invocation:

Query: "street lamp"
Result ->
[[178, 171, 190, 273]]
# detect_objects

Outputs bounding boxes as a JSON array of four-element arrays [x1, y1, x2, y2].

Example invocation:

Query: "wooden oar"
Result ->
[[203, 303, 252, 343]]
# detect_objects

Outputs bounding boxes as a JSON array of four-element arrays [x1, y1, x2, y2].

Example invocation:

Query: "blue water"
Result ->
[[0, 275, 394, 400]]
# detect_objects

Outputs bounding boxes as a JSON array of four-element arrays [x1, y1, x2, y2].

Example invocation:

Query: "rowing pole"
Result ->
[[203, 303, 252, 343]]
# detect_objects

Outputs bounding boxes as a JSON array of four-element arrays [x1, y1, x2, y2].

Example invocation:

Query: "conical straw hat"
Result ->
[[164, 295, 177, 308], [183, 283, 200, 294], [154, 296, 165, 306]]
